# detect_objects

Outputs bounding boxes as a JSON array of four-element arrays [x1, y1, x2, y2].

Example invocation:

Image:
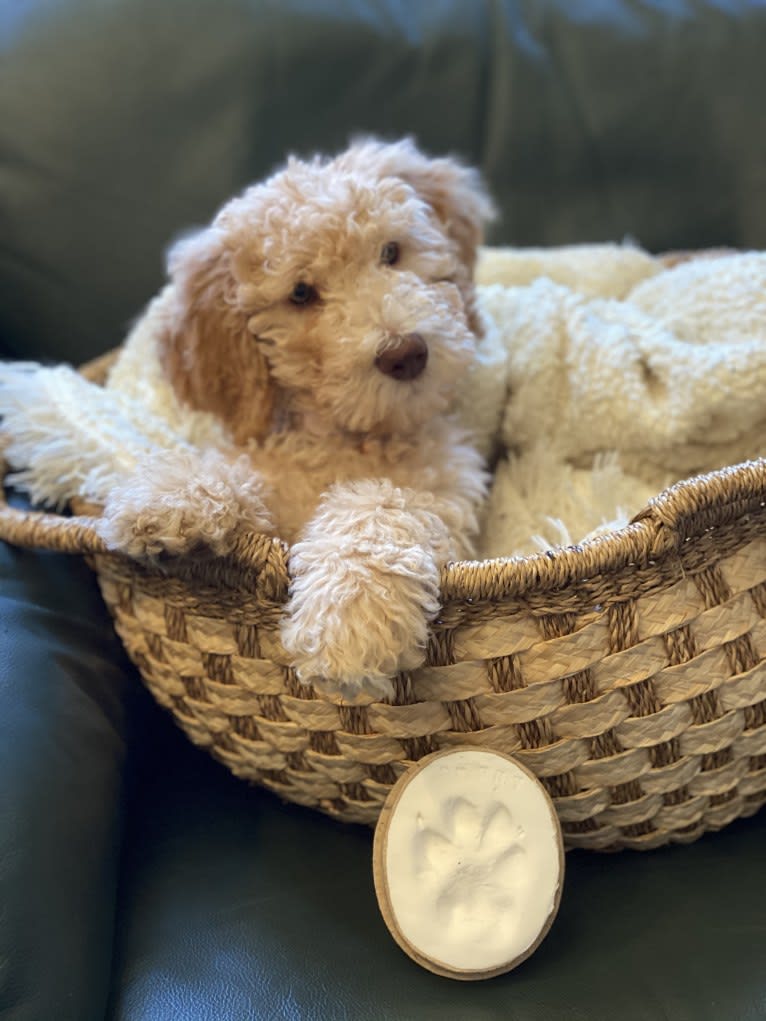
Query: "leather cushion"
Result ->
[[107, 710, 766, 1020], [3, 0, 766, 365], [0, 500, 154, 1021]]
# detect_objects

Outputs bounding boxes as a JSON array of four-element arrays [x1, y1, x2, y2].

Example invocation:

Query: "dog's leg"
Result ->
[[280, 478, 468, 701], [98, 446, 274, 559]]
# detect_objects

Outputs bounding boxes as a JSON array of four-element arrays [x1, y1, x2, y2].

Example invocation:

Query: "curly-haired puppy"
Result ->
[[102, 138, 494, 700]]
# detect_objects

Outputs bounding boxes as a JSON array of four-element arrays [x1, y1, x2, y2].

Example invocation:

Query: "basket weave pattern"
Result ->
[[83, 476, 766, 852], [2, 356, 766, 850]]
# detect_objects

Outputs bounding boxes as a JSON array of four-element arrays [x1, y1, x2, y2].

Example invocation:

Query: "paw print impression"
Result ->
[[414, 798, 526, 943], [375, 748, 564, 979]]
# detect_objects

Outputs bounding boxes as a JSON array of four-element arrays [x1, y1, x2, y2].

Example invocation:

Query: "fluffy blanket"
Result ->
[[1, 247, 765, 559], [470, 245, 766, 556]]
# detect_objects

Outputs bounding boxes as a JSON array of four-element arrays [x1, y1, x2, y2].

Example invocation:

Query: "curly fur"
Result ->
[[100, 448, 274, 558], [103, 138, 494, 700]]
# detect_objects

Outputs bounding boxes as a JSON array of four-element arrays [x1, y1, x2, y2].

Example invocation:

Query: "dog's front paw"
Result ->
[[280, 609, 409, 703], [99, 496, 187, 559], [312, 667, 398, 705], [280, 548, 440, 702], [98, 448, 273, 559]]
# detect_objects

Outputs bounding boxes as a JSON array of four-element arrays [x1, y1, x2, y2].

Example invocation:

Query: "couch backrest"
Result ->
[[2, 0, 765, 363]]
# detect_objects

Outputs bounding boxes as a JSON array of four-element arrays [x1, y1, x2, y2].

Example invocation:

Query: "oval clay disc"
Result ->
[[373, 748, 564, 980]]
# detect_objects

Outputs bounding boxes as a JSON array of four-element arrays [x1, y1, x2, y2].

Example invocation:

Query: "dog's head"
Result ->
[[160, 138, 495, 443]]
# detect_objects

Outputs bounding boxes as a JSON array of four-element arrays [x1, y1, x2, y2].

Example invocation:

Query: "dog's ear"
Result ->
[[160, 228, 275, 444], [343, 138, 495, 266], [343, 138, 496, 333]]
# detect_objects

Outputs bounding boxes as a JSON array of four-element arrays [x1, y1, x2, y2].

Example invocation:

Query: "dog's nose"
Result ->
[[375, 333, 428, 381]]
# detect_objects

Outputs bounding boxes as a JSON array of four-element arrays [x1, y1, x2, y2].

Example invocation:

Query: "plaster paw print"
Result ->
[[374, 749, 564, 980], [413, 798, 526, 945]]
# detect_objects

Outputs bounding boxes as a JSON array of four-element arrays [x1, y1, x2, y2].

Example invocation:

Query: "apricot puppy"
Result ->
[[102, 138, 494, 700]]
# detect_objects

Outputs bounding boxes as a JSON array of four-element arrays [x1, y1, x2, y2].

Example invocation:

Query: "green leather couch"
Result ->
[[2, 2, 765, 1018]]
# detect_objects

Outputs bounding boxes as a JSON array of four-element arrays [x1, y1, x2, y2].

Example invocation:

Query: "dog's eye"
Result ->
[[380, 241, 400, 266], [290, 282, 318, 306]]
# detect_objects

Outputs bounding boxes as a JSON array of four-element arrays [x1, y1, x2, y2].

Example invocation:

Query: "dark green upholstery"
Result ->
[[2, 2, 765, 1018], [109, 720, 766, 1021], [3, 0, 766, 365]]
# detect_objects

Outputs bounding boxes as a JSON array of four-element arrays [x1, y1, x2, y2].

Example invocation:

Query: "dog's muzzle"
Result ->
[[374, 333, 428, 381]]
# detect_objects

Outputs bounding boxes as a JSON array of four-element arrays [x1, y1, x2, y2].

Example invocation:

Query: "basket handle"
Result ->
[[0, 457, 108, 556]]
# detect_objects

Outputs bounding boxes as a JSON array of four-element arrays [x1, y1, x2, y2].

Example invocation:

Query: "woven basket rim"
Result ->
[[440, 459, 766, 603]]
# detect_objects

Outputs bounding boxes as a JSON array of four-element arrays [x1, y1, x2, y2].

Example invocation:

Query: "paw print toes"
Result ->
[[482, 803, 523, 852], [446, 796, 484, 849]]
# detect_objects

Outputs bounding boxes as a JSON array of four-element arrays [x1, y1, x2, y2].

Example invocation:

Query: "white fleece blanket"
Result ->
[[471, 245, 766, 556], [1, 246, 765, 559]]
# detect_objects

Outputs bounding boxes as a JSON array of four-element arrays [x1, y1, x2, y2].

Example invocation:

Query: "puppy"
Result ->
[[102, 138, 494, 700]]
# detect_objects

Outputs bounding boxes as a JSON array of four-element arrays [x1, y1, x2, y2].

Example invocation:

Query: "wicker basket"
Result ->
[[2, 354, 766, 852]]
